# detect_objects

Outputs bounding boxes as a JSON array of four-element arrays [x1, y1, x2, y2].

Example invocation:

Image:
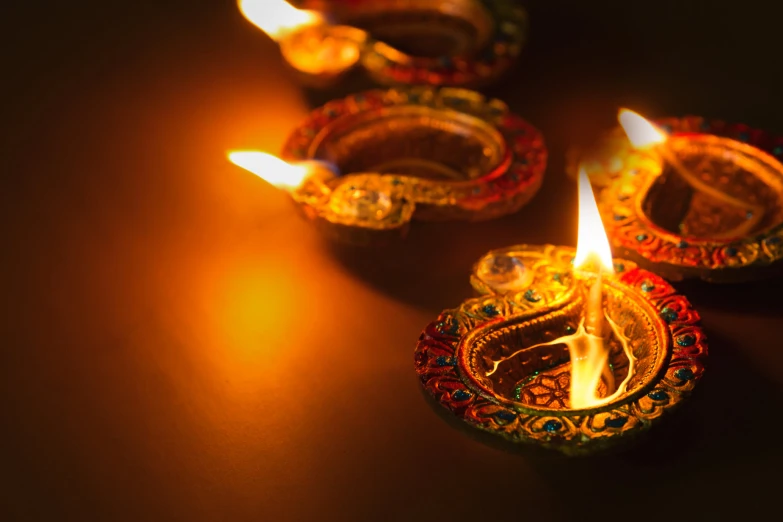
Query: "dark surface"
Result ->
[[2, 1, 782, 520]]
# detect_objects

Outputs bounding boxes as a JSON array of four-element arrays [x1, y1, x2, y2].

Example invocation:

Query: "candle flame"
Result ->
[[486, 167, 635, 410], [238, 0, 324, 41], [228, 151, 310, 191], [573, 166, 613, 274], [618, 108, 668, 149]]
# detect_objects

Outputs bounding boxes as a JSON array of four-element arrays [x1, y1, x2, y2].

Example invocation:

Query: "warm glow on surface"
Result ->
[[618, 108, 667, 148], [228, 151, 309, 191], [238, 0, 323, 40], [573, 167, 613, 274]]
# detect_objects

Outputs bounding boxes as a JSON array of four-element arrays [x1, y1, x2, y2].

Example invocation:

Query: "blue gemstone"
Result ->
[[473, 187, 482, 194], [738, 131, 750, 142], [636, 234, 648, 241], [482, 304, 499, 317], [543, 420, 562, 433], [699, 121, 711, 132], [614, 263, 625, 272], [768, 236, 782, 245], [676, 334, 696, 347], [453, 389, 471, 401], [524, 289, 541, 302], [391, 178, 402, 186], [438, 318, 460, 335], [725, 247, 738, 256], [648, 390, 669, 401], [773, 145, 783, 156], [495, 410, 517, 422], [660, 307, 678, 322], [677, 240, 689, 248], [746, 211, 754, 220], [435, 356, 455, 367], [565, 325, 575, 334], [605, 417, 628, 428], [641, 281, 654, 292], [325, 109, 338, 117], [675, 368, 695, 381]]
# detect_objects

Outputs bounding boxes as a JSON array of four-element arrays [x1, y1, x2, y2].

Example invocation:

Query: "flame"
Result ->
[[238, 0, 323, 40], [573, 166, 613, 274], [618, 108, 668, 148], [488, 168, 634, 410], [228, 151, 310, 191]]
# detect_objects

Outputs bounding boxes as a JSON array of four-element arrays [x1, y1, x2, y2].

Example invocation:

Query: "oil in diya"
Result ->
[[228, 87, 547, 245], [414, 167, 707, 456], [571, 109, 783, 282], [238, 0, 528, 89]]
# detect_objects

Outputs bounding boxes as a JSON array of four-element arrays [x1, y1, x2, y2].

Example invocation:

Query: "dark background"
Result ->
[[2, 1, 782, 520]]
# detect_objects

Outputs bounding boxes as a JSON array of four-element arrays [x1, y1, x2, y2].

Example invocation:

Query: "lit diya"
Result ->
[[229, 87, 546, 245], [238, 0, 527, 88], [414, 168, 707, 456], [568, 109, 783, 282]]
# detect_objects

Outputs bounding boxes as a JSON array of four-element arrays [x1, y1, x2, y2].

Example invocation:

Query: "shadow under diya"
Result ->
[[568, 116, 783, 282], [284, 0, 527, 88], [281, 87, 547, 245], [414, 245, 707, 456]]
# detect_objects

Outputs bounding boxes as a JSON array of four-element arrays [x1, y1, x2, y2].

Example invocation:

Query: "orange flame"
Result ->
[[238, 0, 323, 40], [489, 171, 631, 409], [228, 151, 310, 192], [570, 165, 618, 409], [573, 166, 613, 274], [618, 108, 668, 149]]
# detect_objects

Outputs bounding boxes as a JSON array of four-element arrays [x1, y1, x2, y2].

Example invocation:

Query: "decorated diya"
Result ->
[[238, 0, 527, 88], [229, 87, 546, 245], [567, 109, 783, 283], [414, 169, 707, 455]]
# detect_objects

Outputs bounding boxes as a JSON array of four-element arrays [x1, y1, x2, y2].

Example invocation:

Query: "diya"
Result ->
[[414, 169, 707, 456], [238, 0, 527, 89], [568, 109, 783, 283], [229, 87, 546, 245]]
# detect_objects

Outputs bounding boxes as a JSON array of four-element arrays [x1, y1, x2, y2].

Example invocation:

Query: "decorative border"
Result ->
[[360, 0, 527, 87], [299, 0, 527, 87], [573, 117, 783, 282], [282, 87, 547, 230], [413, 245, 707, 456]]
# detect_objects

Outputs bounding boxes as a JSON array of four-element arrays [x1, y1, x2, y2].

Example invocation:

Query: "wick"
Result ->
[[583, 271, 616, 395], [584, 271, 603, 336], [297, 160, 339, 193]]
